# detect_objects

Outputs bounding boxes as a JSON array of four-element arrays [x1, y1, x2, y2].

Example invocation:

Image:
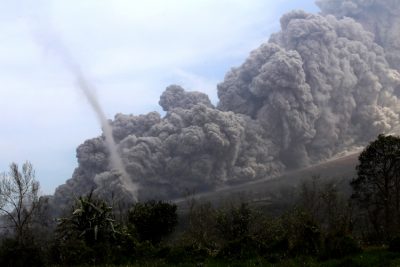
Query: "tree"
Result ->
[[182, 201, 218, 252], [299, 176, 353, 237], [215, 203, 252, 243], [351, 134, 400, 239], [214, 203, 256, 259], [0, 162, 40, 244], [56, 192, 118, 245], [54, 192, 124, 265], [128, 200, 177, 245]]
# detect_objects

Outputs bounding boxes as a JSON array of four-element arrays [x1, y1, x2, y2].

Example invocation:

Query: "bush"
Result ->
[[0, 238, 44, 267], [56, 193, 118, 245], [216, 203, 252, 243], [133, 240, 158, 259], [216, 237, 260, 260], [49, 238, 95, 266], [251, 215, 288, 258], [128, 200, 178, 245], [322, 234, 361, 259], [166, 245, 209, 264], [282, 209, 322, 256], [389, 236, 400, 252], [110, 229, 138, 264], [180, 202, 218, 253]]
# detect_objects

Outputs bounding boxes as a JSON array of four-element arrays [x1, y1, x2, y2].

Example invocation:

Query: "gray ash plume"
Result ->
[[218, 9, 400, 168], [53, 0, 400, 205], [54, 85, 284, 203], [316, 0, 400, 70]]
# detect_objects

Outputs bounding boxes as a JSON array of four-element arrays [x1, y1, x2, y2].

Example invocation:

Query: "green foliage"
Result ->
[[216, 203, 252, 243], [299, 176, 353, 236], [250, 215, 289, 260], [214, 203, 259, 260], [351, 134, 400, 240], [6, 159, 400, 266], [56, 191, 118, 245], [166, 245, 209, 264], [52, 192, 131, 265], [321, 234, 361, 259], [0, 238, 44, 267], [282, 209, 322, 256], [180, 201, 218, 254], [128, 200, 178, 245], [297, 175, 359, 259], [133, 240, 159, 259], [49, 238, 94, 266], [320, 248, 400, 267], [216, 237, 260, 260]]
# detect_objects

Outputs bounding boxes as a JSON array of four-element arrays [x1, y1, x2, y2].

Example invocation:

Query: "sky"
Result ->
[[0, 0, 318, 195]]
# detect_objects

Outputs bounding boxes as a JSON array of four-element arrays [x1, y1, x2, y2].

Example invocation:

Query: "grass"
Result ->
[[51, 247, 400, 267], [319, 247, 400, 267]]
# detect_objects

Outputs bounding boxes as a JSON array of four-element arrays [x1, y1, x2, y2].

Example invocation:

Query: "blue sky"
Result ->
[[0, 0, 318, 194]]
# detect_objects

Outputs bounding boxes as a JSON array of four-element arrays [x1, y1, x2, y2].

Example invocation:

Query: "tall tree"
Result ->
[[351, 134, 400, 239], [0, 162, 40, 244]]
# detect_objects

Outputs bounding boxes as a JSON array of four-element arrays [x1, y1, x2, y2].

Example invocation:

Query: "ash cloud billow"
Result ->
[[53, 0, 400, 205], [55, 85, 284, 203], [316, 0, 400, 70], [218, 9, 400, 168]]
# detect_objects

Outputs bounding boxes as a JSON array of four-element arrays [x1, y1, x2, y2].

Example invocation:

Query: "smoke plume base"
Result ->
[[33, 32, 139, 202]]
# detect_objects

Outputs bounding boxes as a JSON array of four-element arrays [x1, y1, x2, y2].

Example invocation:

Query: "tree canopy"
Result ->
[[351, 134, 400, 238]]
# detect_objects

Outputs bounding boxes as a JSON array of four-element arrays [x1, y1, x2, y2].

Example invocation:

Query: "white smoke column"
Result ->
[[73, 67, 139, 201], [32, 28, 139, 201]]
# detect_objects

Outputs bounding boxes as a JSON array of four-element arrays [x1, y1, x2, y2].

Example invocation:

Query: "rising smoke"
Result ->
[[316, 0, 400, 70], [218, 9, 400, 168], [36, 37, 139, 203], [74, 70, 139, 202], [52, 0, 400, 205]]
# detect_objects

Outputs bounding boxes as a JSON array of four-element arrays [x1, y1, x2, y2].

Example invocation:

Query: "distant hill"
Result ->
[[175, 151, 360, 213]]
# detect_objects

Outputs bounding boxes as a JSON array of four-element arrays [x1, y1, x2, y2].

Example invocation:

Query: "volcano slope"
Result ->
[[175, 150, 359, 213]]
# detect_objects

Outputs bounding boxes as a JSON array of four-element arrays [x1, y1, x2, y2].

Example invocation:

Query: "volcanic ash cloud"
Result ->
[[218, 9, 400, 168], [316, 0, 400, 70], [54, 85, 284, 203], [53, 0, 400, 204]]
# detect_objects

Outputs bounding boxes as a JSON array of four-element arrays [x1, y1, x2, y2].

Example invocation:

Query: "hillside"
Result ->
[[175, 150, 360, 211]]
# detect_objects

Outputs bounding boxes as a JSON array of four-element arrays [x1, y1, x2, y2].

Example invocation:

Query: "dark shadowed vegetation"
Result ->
[[2, 135, 400, 265]]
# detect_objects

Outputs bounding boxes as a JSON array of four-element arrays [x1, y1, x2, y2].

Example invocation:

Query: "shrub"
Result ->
[[180, 202, 218, 253], [389, 236, 400, 252], [251, 215, 288, 258], [215, 203, 252, 243], [49, 238, 95, 266], [322, 234, 361, 259], [0, 238, 44, 267], [167, 245, 209, 264], [282, 209, 322, 256], [128, 200, 178, 245], [216, 237, 260, 260], [56, 193, 118, 245]]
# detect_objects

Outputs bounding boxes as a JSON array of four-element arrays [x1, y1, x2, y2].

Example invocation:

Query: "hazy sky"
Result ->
[[0, 0, 318, 194]]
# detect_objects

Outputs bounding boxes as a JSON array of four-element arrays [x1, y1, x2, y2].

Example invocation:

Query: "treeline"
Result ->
[[0, 187, 360, 266], [2, 134, 400, 266]]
